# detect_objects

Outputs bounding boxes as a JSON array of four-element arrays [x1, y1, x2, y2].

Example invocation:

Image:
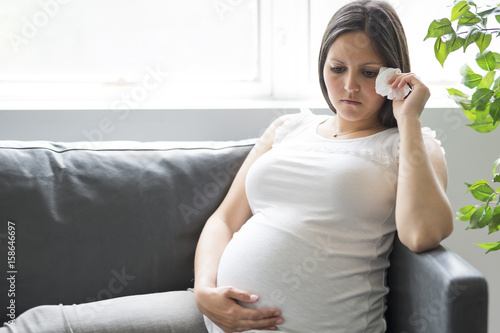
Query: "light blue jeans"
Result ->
[[0, 290, 208, 333]]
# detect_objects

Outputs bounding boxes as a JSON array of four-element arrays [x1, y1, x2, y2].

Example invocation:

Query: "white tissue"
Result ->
[[375, 67, 411, 100]]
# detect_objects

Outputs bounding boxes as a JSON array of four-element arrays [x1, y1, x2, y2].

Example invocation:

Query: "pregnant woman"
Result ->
[[194, 1, 453, 332], [0, 1, 453, 332]]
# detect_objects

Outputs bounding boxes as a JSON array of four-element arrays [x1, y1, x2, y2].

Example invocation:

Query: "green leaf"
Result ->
[[471, 88, 494, 110], [466, 179, 488, 188], [494, 174, 500, 182], [464, 108, 477, 121], [476, 32, 492, 54], [435, 38, 448, 66], [493, 76, 500, 97], [434, 35, 464, 66], [467, 179, 496, 201], [476, 104, 490, 121], [475, 241, 500, 253], [476, 51, 497, 71], [478, 6, 500, 17], [458, 10, 483, 28], [452, 1, 470, 21], [469, 206, 492, 229], [457, 205, 476, 221], [488, 215, 500, 233], [494, 157, 500, 175], [447, 87, 469, 98], [488, 206, 500, 234], [490, 98, 500, 122], [425, 18, 454, 40], [450, 35, 465, 54], [478, 71, 496, 89], [482, 16, 488, 28], [447, 88, 471, 110], [467, 179, 489, 191], [496, 14, 500, 24], [467, 117, 500, 132], [493, 52, 500, 69], [477, 7, 500, 18], [460, 64, 483, 88], [463, 27, 481, 52]]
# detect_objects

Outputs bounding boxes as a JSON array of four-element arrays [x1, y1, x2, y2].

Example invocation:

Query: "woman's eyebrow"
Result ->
[[327, 59, 383, 66], [328, 58, 346, 64]]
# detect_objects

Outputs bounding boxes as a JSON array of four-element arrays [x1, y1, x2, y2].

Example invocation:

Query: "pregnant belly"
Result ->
[[216, 214, 376, 332], [218, 219, 314, 308]]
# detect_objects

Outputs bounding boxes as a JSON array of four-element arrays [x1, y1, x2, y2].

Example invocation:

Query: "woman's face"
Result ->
[[323, 31, 387, 123]]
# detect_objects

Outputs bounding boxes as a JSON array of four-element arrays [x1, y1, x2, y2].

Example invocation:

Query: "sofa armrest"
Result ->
[[385, 235, 488, 333]]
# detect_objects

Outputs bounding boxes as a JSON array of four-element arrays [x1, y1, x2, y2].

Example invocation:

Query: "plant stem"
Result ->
[[457, 28, 500, 36]]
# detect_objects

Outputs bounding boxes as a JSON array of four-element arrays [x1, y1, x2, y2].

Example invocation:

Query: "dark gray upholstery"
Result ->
[[0, 140, 488, 332], [386, 237, 488, 333]]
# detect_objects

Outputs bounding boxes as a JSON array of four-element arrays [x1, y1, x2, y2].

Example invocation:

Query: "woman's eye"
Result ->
[[330, 66, 345, 73], [364, 71, 378, 78]]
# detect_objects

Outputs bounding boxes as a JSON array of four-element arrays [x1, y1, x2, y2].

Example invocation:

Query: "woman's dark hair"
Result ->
[[318, 0, 410, 128]]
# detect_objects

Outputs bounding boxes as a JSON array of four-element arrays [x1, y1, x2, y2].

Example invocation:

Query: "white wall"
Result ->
[[0, 107, 499, 331]]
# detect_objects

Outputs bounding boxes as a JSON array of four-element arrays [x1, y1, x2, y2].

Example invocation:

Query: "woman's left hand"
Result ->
[[388, 73, 430, 123]]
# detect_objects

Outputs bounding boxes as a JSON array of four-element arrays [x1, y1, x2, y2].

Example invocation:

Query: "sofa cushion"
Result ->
[[0, 140, 254, 323]]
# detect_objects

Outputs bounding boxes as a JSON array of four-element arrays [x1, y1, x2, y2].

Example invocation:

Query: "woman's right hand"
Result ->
[[194, 285, 283, 332]]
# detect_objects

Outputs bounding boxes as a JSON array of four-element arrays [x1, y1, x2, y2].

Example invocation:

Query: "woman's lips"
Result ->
[[341, 99, 361, 105]]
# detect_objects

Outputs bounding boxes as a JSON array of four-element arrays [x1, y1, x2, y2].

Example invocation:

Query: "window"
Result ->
[[0, 0, 475, 109]]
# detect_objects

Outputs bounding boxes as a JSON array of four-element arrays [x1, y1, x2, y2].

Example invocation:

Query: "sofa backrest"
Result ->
[[0, 140, 488, 332], [0, 140, 254, 323]]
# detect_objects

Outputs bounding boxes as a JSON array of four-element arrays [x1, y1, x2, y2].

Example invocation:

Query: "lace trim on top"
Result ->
[[272, 108, 445, 169], [274, 108, 399, 169], [421, 127, 445, 155], [273, 108, 313, 145], [394, 127, 446, 160]]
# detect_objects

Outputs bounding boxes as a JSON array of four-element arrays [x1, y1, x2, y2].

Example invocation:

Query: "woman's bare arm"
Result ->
[[390, 73, 454, 253]]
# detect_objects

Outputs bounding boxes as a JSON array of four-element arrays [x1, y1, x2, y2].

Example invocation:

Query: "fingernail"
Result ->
[[276, 319, 284, 325], [274, 311, 280, 316], [249, 294, 258, 301]]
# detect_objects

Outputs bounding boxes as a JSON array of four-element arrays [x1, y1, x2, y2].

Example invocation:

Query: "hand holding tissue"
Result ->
[[375, 67, 411, 100]]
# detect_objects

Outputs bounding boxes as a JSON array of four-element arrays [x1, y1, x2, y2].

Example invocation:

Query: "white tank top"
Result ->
[[204, 108, 443, 333]]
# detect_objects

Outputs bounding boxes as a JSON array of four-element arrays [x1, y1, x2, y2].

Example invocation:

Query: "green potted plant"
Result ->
[[425, 0, 500, 253]]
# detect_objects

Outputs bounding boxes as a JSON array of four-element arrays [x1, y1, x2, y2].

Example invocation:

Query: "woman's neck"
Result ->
[[332, 116, 386, 138]]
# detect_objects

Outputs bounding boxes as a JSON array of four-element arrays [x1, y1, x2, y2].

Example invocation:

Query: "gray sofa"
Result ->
[[0, 139, 488, 332]]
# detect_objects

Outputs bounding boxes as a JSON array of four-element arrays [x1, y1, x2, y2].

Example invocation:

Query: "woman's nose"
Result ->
[[344, 74, 360, 93]]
